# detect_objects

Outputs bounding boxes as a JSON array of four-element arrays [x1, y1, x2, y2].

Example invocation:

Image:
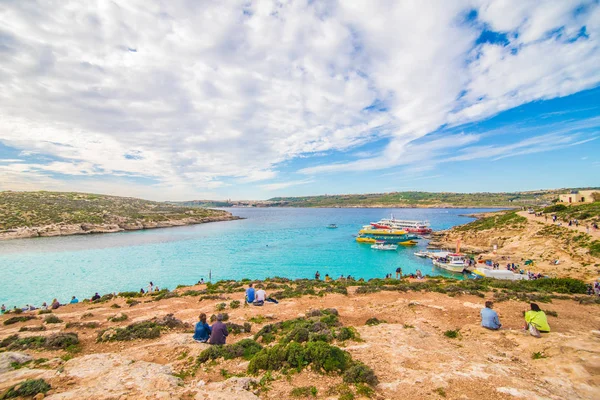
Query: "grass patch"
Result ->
[[44, 315, 63, 324], [532, 351, 547, 360], [365, 317, 386, 326], [443, 329, 460, 339], [434, 387, 447, 397], [290, 386, 317, 397], [108, 313, 128, 322], [248, 315, 266, 324], [197, 339, 263, 363], [3, 316, 36, 325], [97, 321, 161, 342], [215, 302, 226, 311], [0, 379, 51, 399], [230, 300, 241, 309]]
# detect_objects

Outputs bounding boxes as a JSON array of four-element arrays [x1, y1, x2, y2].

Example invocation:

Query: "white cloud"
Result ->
[[0, 0, 598, 199], [260, 179, 314, 191]]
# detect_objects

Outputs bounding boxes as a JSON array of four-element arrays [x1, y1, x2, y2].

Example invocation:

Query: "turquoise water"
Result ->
[[0, 207, 500, 308]]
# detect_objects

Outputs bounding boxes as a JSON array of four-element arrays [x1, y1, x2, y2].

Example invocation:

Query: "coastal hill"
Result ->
[[0, 191, 238, 240], [267, 188, 599, 208], [0, 278, 598, 399], [430, 203, 600, 281]]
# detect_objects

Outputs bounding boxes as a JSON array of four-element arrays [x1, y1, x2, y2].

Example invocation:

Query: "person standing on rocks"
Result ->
[[395, 267, 402, 279], [208, 314, 229, 345]]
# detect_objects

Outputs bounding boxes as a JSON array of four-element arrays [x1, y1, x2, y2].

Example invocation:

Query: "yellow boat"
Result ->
[[398, 240, 418, 246]]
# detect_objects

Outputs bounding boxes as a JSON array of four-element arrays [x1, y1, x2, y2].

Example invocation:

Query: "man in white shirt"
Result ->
[[254, 286, 266, 305]]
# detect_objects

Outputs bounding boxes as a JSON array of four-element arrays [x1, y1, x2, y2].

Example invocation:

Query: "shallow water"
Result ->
[[0, 207, 500, 307]]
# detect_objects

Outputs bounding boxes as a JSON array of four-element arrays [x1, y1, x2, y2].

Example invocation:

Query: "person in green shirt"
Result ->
[[524, 303, 550, 333]]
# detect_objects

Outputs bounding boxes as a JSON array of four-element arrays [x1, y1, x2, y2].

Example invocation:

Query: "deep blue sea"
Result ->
[[0, 207, 500, 308]]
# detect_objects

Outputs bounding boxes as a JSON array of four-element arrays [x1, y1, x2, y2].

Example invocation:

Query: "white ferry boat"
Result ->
[[370, 215, 432, 234]]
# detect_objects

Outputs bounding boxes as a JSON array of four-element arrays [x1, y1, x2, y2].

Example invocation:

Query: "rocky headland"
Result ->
[[0, 191, 241, 241]]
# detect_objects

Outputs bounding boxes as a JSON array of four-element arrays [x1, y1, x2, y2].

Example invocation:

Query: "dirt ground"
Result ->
[[1, 282, 599, 399]]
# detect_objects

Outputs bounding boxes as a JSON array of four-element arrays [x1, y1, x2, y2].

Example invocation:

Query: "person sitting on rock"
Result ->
[[193, 313, 211, 343], [51, 298, 61, 310], [416, 270, 423, 279], [91, 293, 101, 301], [254, 285, 266, 306], [0, 304, 5, 314], [325, 274, 331, 282], [524, 303, 550, 335], [245, 283, 255, 304], [70, 296, 79, 304], [140, 288, 145, 294], [480, 301, 501, 330], [208, 314, 229, 345], [41, 302, 48, 310], [396, 267, 402, 279]]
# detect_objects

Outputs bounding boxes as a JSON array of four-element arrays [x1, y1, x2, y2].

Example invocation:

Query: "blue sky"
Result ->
[[0, 1, 599, 200]]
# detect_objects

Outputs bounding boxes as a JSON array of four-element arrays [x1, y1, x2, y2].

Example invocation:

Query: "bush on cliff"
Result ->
[[0, 379, 51, 399], [3, 316, 36, 325]]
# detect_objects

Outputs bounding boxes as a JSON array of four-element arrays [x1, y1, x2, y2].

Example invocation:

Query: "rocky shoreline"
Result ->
[[0, 215, 242, 241]]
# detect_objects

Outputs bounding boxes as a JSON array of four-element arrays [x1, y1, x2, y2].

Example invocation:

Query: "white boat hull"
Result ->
[[432, 259, 465, 273], [473, 268, 529, 281]]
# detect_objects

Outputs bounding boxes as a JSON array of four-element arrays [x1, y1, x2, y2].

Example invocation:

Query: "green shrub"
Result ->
[[304, 341, 350, 372], [45, 333, 80, 350], [225, 322, 252, 334], [44, 315, 63, 324], [38, 309, 52, 315], [108, 313, 128, 322], [532, 351, 547, 360], [343, 363, 378, 386], [210, 313, 229, 322], [545, 310, 558, 317], [543, 204, 567, 213], [3, 316, 36, 325], [290, 386, 317, 397], [0, 379, 51, 399], [365, 317, 385, 326], [444, 329, 460, 339], [197, 339, 263, 363], [19, 326, 46, 332], [118, 291, 141, 298], [97, 321, 161, 342], [336, 327, 359, 342], [110, 303, 121, 309], [356, 383, 375, 397], [320, 314, 340, 327], [215, 303, 226, 311], [230, 300, 241, 309]]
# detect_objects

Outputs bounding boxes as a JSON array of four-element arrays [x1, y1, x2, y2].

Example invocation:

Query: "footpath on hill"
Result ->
[[517, 211, 600, 240]]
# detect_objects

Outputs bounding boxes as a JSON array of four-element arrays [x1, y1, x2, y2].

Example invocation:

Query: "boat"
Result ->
[[432, 253, 467, 273], [414, 250, 428, 257], [370, 215, 432, 234], [326, 224, 338, 229], [431, 240, 467, 273], [398, 240, 418, 246], [472, 268, 529, 281], [371, 241, 398, 251], [356, 227, 420, 245]]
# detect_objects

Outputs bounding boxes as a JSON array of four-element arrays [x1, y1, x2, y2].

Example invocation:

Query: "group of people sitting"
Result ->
[[245, 283, 278, 306], [481, 301, 550, 337], [2, 296, 81, 314], [193, 313, 229, 344]]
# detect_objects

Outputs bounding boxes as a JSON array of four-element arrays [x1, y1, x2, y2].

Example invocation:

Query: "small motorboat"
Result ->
[[326, 224, 338, 229], [371, 241, 398, 251], [398, 240, 418, 246], [414, 250, 428, 258]]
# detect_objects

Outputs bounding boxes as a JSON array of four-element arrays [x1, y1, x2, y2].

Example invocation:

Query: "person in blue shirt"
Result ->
[[480, 301, 501, 330], [193, 313, 211, 343], [245, 283, 255, 304], [70, 296, 79, 304]]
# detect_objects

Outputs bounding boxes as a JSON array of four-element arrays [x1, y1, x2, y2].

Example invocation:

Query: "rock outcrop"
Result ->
[[46, 353, 182, 399]]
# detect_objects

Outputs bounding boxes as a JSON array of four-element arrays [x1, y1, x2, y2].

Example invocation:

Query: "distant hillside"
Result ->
[[267, 189, 599, 208], [0, 191, 237, 239]]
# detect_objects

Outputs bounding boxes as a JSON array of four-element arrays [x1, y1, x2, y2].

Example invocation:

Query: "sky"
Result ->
[[0, 0, 599, 201]]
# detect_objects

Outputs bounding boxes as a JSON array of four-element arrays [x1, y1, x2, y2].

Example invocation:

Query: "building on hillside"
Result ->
[[558, 190, 599, 204]]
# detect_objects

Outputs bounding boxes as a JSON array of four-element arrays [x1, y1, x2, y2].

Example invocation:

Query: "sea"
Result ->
[[0, 207, 501, 308]]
